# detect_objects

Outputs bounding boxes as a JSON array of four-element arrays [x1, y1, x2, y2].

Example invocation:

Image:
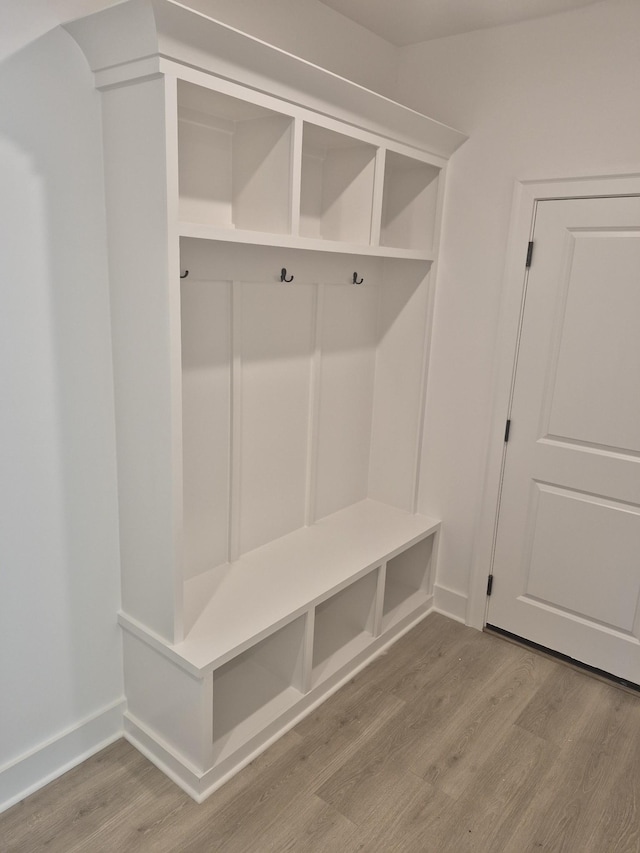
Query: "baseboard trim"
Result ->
[[123, 714, 203, 800], [0, 698, 125, 814], [433, 583, 467, 623]]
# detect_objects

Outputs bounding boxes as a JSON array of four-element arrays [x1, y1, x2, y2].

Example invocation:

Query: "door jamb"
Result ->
[[466, 172, 640, 630]]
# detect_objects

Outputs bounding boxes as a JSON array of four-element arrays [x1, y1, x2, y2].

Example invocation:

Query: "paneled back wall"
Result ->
[[180, 243, 430, 581]]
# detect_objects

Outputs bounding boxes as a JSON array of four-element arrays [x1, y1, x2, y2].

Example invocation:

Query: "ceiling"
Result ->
[[317, 0, 604, 46]]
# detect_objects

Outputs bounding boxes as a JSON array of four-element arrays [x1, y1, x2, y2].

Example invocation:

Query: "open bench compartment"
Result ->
[[211, 616, 306, 763], [382, 535, 435, 630], [311, 571, 378, 685]]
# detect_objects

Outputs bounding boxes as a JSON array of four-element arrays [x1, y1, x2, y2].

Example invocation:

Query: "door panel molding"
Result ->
[[467, 172, 640, 630]]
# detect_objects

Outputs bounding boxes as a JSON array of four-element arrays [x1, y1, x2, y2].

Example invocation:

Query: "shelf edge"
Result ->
[[178, 224, 435, 261]]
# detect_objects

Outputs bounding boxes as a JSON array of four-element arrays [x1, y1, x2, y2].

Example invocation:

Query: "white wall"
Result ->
[[0, 28, 123, 811], [0, 0, 120, 63], [398, 0, 640, 607], [186, 0, 399, 97]]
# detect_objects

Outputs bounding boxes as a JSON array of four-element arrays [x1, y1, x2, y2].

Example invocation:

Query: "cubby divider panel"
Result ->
[[212, 616, 306, 763], [178, 80, 293, 234], [300, 123, 376, 245], [312, 571, 378, 685], [380, 153, 440, 252], [382, 535, 434, 630]]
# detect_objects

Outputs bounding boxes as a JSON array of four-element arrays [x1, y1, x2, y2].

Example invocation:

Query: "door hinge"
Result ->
[[504, 419, 511, 442], [487, 574, 494, 596], [526, 241, 534, 268]]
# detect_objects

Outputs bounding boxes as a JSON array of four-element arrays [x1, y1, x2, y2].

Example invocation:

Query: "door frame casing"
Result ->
[[466, 172, 640, 630]]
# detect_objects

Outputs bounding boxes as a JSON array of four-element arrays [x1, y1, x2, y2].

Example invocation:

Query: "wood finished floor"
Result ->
[[3, 613, 640, 852]]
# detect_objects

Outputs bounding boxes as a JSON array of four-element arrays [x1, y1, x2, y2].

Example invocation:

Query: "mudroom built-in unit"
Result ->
[[66, 0, 467, 801]]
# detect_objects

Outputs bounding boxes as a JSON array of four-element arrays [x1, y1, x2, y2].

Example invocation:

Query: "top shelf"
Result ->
[[66, 1, 466, 258], [176, 79, 444, 256], [177, 222, 435, 261]]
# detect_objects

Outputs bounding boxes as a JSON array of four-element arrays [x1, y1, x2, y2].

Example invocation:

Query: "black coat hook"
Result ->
[[352, 272, 364, 285], [280, 268, 294, 282], [180, 270, 189, 279]]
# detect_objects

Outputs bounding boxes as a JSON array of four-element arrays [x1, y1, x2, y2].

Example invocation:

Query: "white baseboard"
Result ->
[[123, 713, 203, 801], [0, 698, 125, 815], [433, 583, 468, 624]]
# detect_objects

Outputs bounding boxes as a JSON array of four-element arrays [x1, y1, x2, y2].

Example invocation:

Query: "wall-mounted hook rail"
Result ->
[[180, 270, 189, 279], [280, 268, 294, 282], [352, 272, 364, 285]]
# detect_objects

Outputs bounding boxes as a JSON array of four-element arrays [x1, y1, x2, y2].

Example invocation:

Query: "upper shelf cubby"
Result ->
[[177, 80, 293, 234], [299, 123, 376, 245], [67, 0, 466, 259], [380, 152, 441, 253]]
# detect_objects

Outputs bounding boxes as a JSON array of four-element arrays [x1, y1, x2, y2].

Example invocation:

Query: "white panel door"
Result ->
[[488, 195, 640, 684]]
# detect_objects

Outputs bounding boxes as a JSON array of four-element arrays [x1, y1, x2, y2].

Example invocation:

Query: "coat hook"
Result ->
[[180, 270, 189, 279], [280, 268, 294, 283], [352, 272, 364, 285]]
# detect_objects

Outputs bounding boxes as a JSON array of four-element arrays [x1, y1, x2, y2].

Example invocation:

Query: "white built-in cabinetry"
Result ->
[[67, 0, 466, 802]]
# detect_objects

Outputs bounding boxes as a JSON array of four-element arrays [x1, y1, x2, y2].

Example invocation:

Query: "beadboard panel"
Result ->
[[236, 281, 316, 556], [181, 279, 232, 579], [314, 281, 379, 521]]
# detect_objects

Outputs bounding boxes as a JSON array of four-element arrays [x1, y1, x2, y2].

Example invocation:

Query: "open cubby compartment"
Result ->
[[211, 616, 306, 763], [300, 122, 377, 245], [312, 571, 379, 685], [177, 79, 294, 233], [380, 151, 441, 253], [382, 534, 435, 631]]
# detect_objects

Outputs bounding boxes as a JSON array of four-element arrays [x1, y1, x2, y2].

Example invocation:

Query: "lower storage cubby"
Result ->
[[212, 617, 306, 762], [312, 571, 378, 685], [120, 509, 439, 801], [382, 535, 434, 630]]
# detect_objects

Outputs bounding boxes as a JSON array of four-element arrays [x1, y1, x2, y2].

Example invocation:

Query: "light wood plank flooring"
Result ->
[[3, 613, 640, 852]]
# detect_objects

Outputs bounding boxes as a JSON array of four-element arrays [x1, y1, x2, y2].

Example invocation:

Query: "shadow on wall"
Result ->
[[0, 27, 122, 781]]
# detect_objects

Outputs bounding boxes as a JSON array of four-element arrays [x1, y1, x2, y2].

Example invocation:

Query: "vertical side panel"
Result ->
[[289, 117, 304, 237], [102, 76, 179, 642], [370, 148, 386, 247], [123, 633, 211, 772], [301, 608, 315, 694], [373, 563, 386, 637], [166, 76, 184, 639], [229, 282, 243, 563]]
